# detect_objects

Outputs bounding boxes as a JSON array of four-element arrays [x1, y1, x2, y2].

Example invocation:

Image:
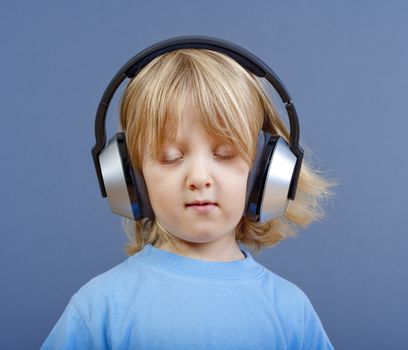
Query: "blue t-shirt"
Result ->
[[41, 244, 334, 349]]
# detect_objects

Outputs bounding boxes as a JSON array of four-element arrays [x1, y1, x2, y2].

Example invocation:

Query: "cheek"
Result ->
[[142, 166, 181, 213], [233, 178, 249, 204], [221, 166, 249, 206], [142, 165, 161, 204]]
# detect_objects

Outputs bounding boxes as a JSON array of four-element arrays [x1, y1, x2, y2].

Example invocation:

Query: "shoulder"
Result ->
[[41, 257, 145, 350], [70, 254, 149, 312], [256, 266, 317, 327], [260, 266, 310, 305], [257, 267, 334, 349]]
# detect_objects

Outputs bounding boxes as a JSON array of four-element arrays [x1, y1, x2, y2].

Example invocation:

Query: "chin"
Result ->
[[188, 231, 231, 245], [181, 235, 213, 244]]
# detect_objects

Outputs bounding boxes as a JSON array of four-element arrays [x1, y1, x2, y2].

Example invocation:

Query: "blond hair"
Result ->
[[119, 48, 336, 256]]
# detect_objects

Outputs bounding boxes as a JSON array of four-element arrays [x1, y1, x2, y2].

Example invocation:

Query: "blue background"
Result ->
[[1, 1, 407, 349]]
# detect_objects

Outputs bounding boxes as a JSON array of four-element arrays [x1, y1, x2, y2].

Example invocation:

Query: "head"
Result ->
[[120, 48, 335, 255]]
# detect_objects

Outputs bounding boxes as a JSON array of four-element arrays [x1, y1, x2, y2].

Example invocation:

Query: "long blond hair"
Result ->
[[119, 48, 336, 256]]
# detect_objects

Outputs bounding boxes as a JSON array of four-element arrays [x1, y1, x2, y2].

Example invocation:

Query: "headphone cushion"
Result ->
[[245, 130, 267, 206], [130, 167, 155, 220]]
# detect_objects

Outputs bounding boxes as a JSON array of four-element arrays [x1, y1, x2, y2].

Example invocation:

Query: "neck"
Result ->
[[154, 238, 245, 262]]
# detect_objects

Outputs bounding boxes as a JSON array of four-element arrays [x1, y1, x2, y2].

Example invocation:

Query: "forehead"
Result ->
[[161, 96, 232, 145]]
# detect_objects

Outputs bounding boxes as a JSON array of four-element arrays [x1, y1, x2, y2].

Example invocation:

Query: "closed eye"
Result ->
[[214, 154, 235, 160], [214, 144, 237, 160], [161, 157, 183, 164]]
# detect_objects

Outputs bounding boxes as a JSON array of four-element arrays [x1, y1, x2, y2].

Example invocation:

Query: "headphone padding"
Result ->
[[245, 130, 266, 206], [129, 167, 155, 220]]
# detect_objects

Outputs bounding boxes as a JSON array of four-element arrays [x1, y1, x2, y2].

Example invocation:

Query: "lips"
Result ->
[[185, 200, 218, 214], [185, 200, 217, 207]]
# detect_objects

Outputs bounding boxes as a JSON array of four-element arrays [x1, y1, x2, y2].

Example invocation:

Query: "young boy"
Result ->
[[42, 40, 335, 349]]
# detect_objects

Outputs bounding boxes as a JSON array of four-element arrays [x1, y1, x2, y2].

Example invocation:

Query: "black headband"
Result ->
[[92, 35, 303, 200]]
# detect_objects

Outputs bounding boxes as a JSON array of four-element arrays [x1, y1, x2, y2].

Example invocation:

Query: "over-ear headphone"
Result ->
[[91, 35, 304, 223]]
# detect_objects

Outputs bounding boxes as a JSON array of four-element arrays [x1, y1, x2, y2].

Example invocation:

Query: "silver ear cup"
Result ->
[[246, 135, 297, 222], [99, 133, 140, 220], [260, 137, 297, 221]]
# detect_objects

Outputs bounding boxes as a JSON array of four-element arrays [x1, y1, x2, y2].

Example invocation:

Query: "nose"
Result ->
[[186, 155, 213, 190]]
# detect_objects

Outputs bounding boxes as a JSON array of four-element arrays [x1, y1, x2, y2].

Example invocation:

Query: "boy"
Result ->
[[42, 39, 335, 349]]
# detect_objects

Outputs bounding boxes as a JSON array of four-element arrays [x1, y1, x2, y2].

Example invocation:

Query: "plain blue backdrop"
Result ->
[[1, 1, 407, 349]]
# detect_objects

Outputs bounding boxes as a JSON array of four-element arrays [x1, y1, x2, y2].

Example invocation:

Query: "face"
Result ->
[[142, 98, 250, 257]]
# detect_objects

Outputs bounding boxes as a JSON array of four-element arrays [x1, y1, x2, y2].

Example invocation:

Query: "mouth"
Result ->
[[185, 201, 218, 213], [185, 201, 218, 207]]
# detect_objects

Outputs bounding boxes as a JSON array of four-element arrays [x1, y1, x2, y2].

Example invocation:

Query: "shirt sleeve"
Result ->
[[300, 297, 335, 350], [41, 298, 96, 350]]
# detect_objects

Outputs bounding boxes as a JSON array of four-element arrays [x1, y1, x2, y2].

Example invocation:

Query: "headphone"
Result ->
[[91, 35, 304, 223]]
